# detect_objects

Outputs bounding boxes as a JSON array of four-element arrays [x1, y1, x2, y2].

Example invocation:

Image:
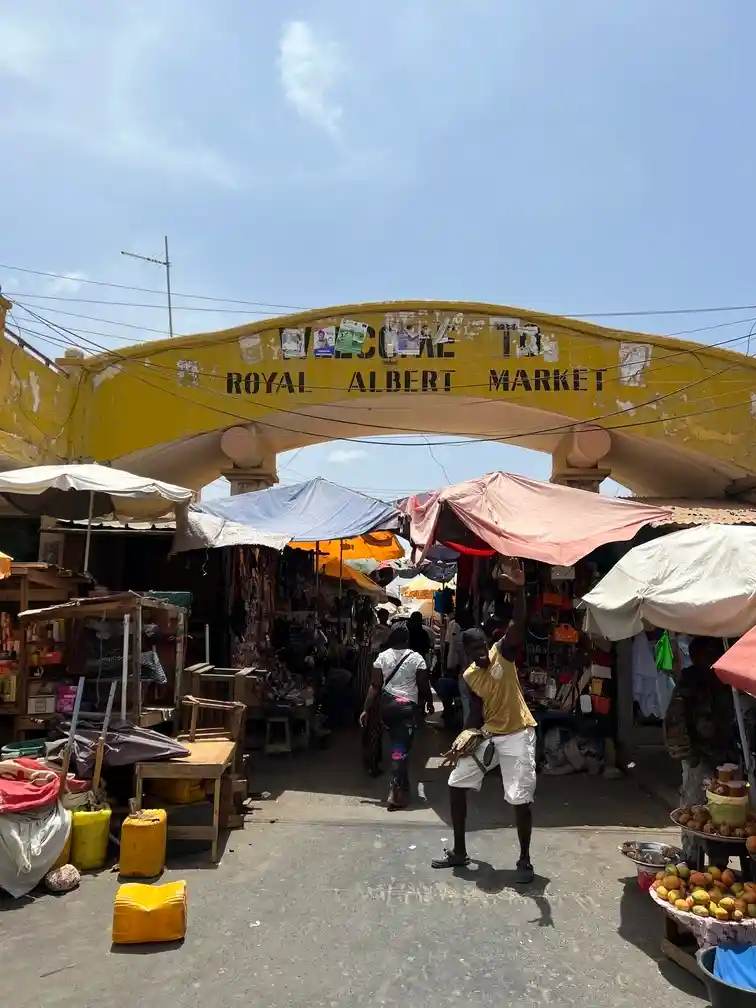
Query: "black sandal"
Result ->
[[431, 848, 471, 869], [515, 859, 534, 884]]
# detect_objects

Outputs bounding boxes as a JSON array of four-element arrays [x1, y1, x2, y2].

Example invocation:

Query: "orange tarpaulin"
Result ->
[[293, 532, 403, 564]]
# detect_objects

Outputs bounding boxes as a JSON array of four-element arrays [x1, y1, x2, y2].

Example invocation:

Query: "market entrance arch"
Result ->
[[9, 300, 756, 499]]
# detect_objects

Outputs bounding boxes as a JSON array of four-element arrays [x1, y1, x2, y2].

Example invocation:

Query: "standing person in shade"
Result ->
[[664, 635, 734, 862], [431, 589, 537, 882], [407, 611, 432, 664], [362, 609, 392, 776], [360, 621, 434, 810]]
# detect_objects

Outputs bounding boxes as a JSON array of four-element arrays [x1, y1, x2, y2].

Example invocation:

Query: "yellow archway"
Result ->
[[2, 298, 755, 498]]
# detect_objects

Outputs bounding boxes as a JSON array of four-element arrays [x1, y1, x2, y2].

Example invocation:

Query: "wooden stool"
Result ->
[[265, 717, 292, 755]]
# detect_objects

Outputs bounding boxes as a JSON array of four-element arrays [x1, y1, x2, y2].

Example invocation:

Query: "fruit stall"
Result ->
[[623, 761, 756, 996]]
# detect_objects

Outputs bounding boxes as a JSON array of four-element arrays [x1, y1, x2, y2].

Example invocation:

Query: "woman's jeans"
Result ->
[[381, 695, 417, 792]]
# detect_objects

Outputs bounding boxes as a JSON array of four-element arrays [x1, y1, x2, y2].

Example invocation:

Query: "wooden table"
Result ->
[[134, 738, 237, 862]]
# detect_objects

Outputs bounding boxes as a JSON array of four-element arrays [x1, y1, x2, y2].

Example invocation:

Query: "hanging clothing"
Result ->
[[631, 633, 663, 719]]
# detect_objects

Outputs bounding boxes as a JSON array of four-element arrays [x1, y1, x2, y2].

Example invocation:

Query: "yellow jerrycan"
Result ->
[[112, 881, 188, 944], [71, 807, 111, 871], [119, 809, 167, 878]]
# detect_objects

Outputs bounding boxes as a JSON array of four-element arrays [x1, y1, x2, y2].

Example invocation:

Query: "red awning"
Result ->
[[714, 632, 756, 697]]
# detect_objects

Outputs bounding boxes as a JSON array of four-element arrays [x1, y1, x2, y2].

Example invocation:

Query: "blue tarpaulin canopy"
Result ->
[[173, 478, 400, 553]]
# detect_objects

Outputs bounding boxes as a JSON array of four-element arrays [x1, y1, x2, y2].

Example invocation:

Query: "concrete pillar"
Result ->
[[219, 424, 277, 495], [220, 467, 277, 495], [551, 425, 612, 493]]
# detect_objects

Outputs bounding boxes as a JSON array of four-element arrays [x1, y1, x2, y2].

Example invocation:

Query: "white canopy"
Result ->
[[581, 524, 756, 641], [0, 463, 192, 521]]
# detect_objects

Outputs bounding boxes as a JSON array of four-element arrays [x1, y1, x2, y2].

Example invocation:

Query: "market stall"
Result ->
[[399, 474, 672, 765], [15, 591, 188, 738], [583, 525, 756, 986], [173, 478, 399, 747], [0, 563, 91, 736]]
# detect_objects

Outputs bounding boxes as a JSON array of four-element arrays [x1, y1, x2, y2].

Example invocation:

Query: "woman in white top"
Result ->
[[360, 622, 434, 810]]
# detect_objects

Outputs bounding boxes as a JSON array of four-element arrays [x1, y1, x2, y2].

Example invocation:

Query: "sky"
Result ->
[[0, 0, 754, 502]]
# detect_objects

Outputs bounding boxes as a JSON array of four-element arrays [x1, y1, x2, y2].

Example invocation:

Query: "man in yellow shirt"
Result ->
[[431, 590, 537, 882]]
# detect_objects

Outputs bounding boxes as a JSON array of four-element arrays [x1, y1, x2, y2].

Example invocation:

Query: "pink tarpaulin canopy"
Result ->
[[401, 473, 672, 566], [714, 633, 756, 697]]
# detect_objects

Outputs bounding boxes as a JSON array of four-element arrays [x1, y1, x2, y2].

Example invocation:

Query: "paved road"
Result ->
[[1, 730, 704, 1008]]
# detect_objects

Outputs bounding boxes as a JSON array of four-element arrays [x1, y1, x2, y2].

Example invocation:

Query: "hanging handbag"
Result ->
[[541, 591, 572, 610], [552, 624, 580, 644], [492, 556, 525, 590]]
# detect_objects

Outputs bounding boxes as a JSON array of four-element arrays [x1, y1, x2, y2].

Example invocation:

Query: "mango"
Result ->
[[748, 904, 756, 918], [690, 872, 708, 887], [675, 898, 692, 911], [656, 886, 669, 900], [665, 864, 679, 877], [714, 906, 730, 922], [709, 888, 724, 904], [709, 867, 722, 882], [692, 888, 710, 904], [676, 864, 691, 880], [719, 897, 736, 911], [655, 871, 666, 882], [733, 910, 745, 922], [732, 883, 745, 896], [692, 905, 710, 917], [721, 870, 736, 888], [663, 876, 683, 891]]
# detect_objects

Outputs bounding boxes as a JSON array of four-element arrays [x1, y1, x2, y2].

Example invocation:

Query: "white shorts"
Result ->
[[448, 727, 537, 805]]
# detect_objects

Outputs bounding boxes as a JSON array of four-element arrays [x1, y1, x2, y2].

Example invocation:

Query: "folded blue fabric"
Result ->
[[714, 944, 756, 991]]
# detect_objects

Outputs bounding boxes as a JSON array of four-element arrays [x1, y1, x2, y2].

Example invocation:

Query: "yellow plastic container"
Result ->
[[149, 778, 206, 805], [71, 807, 112, 870], [119, 809, 167, 878], [112, 880, 188, 944], [51, 811, 73, 870]]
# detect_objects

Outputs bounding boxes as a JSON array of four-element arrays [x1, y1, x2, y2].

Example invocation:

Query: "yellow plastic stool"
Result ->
[[112, 880, 188, 944]]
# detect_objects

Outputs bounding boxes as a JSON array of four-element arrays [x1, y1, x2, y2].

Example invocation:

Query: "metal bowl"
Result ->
[[619, 840, 683, 868]]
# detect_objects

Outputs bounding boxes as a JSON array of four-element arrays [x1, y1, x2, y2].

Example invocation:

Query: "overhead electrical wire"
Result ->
[[6, 258, 756, 320], [8, 307, 755, 453]]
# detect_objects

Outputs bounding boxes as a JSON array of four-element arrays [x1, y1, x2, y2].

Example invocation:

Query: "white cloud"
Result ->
[[0, 4, 237, 187], [327, 447, 368, 464], [278, 20, 344, 138], [47, 272, 88, 295]]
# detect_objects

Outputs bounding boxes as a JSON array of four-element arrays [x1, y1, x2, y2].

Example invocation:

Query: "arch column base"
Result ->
[[220, 467, 278, 495], [550, 465, 612, 494]]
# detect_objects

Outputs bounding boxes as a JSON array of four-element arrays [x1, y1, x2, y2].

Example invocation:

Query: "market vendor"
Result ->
[[664, 635, 736, 860]]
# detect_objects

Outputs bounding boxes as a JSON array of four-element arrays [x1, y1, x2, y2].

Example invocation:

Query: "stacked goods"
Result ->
[[651, 862, 756, 921], [674, 804, 756, 839]]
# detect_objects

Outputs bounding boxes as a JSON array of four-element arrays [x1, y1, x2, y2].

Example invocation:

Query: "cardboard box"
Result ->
[[27, 695, 56, 715]]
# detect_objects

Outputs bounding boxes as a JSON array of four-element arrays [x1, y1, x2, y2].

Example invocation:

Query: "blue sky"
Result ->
[[0, 0, 754, 500]]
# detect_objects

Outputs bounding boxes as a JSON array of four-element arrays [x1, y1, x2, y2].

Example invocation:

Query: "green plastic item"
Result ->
[[655, 631, 675, 672], [1, 740, 46, 759]]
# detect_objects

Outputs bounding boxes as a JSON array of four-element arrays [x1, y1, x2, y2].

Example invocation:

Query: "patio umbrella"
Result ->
[[581, 525, 756, 641], [0, 463, 192, 573]]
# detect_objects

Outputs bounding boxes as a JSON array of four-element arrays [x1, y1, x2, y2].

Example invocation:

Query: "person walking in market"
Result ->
[[362, 608, 392, 776], [431, 588, 538, 883], [359, 621, 434, 810], [664, 635, 735, 862]]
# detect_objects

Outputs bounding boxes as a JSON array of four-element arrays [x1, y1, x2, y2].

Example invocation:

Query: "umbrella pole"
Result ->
[[83, 490, 95, 575], [732, 686, 756, 797], [339, 539, 344, 637], [120, 612, 131, 721]]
